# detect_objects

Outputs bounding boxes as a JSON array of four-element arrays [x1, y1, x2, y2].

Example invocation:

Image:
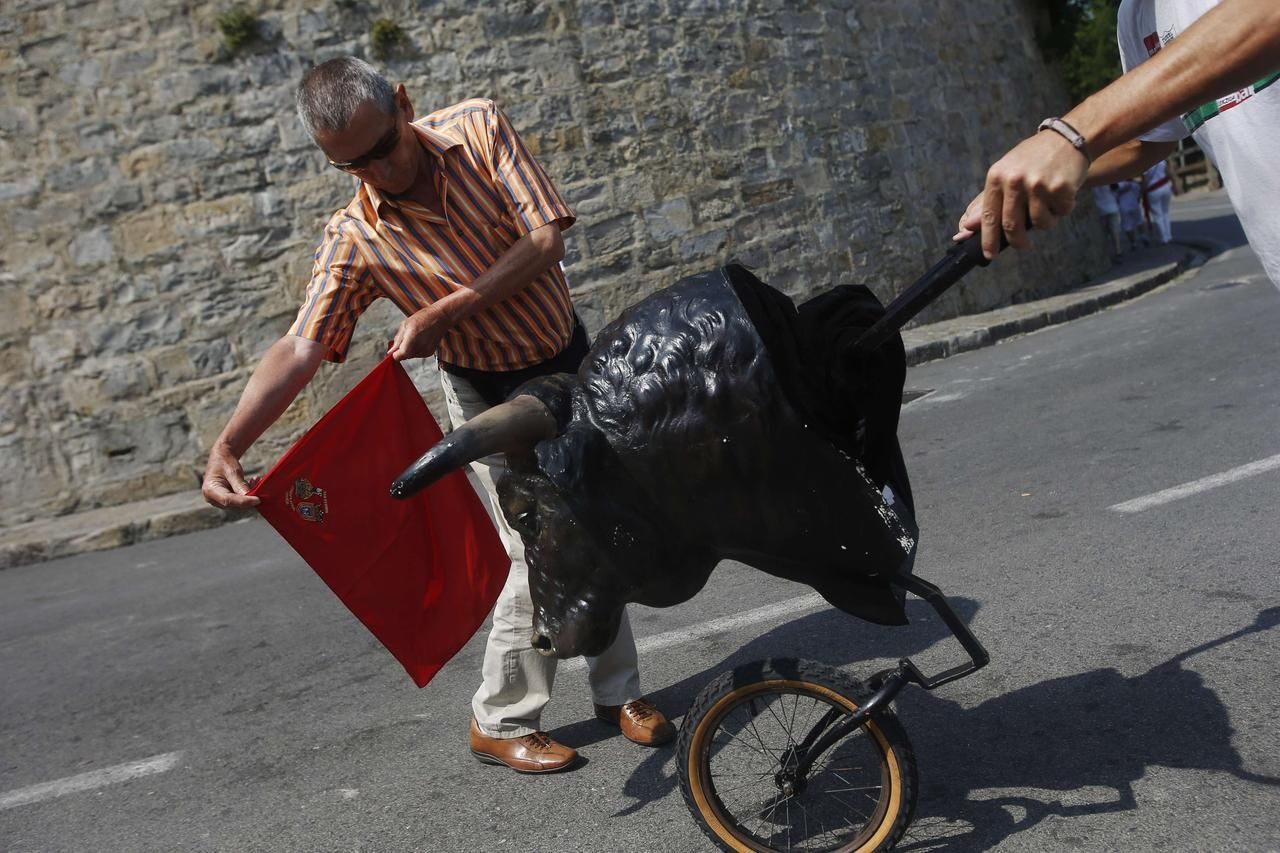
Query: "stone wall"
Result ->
[[0, 0, 1108, 526]]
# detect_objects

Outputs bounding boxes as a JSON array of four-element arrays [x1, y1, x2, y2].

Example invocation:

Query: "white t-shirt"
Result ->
[[1144, 159, 1173, 195], [1093, 184, 1121, 215], [1117, 0, 1280, 285], [1115, 180, 1143, 214]]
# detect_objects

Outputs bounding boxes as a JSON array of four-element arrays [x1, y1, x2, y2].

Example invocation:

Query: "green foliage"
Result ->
[[1034, 0, 1123, 104], [1063, 0, 1124, 102], [216, 5, 260, 55], [369, 18, 408, 60]]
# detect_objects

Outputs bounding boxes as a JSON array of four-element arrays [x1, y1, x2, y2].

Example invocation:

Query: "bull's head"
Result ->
[[389, 266, 919, 660], [390, 376, 706, 660]]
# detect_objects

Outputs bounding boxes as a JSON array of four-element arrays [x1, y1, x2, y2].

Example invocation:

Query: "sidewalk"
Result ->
[[0, 241, 1200, 571]]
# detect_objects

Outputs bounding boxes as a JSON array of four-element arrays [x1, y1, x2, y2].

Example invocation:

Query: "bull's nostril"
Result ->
[[530, 632, 555, 656]]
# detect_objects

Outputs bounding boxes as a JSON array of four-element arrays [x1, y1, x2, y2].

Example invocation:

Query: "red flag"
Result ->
[[248, 356, 509, 687]]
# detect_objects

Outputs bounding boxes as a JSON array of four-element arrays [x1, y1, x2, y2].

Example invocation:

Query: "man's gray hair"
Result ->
[[296, 57, 396, 139]]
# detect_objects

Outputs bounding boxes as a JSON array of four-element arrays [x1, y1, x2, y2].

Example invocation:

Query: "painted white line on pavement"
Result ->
[[0, 751, 183, 811], [908, 390, 967, 408], [561, 592, 826, 672], [1110, 453, 1280, 514]]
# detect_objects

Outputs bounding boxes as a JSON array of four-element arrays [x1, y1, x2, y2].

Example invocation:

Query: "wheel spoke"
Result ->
[[744, 710, 785, 763], [713, 717, 777, 762], [784, 794, 792, 852], [711, 776, 779, 797], [763, 694, 795, 748], [822, 790, 873, 822]]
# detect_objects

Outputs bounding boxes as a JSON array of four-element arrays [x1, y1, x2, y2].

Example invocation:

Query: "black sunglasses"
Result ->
[[327, 122, 401, 172]]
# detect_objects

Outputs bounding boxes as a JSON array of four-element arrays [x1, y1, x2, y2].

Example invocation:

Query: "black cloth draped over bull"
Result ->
[[721, 263, 916, 625], [724, 264, 913, 514]]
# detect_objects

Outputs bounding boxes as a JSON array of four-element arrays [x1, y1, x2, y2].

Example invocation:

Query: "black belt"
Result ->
[[440, 316, 589, 408]]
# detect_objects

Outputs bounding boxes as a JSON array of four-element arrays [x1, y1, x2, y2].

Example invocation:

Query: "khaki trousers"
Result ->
[[440, 370, 642, 738]]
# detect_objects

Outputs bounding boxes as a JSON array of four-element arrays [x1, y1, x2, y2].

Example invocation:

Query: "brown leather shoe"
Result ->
[[469, 719, 579, 774], [594, 698, 676, 746]]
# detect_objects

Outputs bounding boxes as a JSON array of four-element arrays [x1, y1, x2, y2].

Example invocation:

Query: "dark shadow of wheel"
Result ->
[[677, 658, 918, 852]]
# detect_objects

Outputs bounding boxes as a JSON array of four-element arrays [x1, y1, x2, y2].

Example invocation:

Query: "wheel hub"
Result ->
[[774, 745, 808, 797]]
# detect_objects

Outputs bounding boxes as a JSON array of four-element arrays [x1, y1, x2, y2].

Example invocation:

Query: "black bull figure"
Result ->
[[391, 264, 919, 659]]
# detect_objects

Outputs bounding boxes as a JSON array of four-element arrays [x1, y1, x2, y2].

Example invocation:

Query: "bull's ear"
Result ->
[[509, 373, 577, 434], [535, 425, 606, 494]]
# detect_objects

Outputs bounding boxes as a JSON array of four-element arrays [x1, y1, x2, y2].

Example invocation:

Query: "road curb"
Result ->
[[0, 245, 1202, 571], [903, 245, 1199, 366], [0, 495, 239, 571]]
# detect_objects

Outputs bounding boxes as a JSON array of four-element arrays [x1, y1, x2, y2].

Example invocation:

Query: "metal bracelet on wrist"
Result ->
[[1037, 117, 1091, 164]]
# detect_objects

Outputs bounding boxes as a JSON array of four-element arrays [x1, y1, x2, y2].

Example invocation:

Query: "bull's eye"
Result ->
[[513, 510, 539, 537]]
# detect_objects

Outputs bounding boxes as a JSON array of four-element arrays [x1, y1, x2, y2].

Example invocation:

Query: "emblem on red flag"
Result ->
[[286, 478, 328, 523]]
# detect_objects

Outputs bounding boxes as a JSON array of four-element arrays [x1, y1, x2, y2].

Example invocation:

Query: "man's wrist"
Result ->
[[1037, 117, 1092, 164], [211, 436, 247, 461], [433, 290, 474, 326]]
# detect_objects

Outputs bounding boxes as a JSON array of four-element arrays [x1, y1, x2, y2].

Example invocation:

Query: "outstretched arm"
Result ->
[[201, 335, 328, 509], [1085, 139, 1179, 187], [957, 0, 1280, 257]]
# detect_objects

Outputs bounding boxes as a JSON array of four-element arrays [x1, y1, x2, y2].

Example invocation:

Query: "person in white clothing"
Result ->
[[1142, 160, 1175, 244], [1092, 184, 1125, 259], [1114, 179, 1148, 250], [954, 0, 1280, 288]]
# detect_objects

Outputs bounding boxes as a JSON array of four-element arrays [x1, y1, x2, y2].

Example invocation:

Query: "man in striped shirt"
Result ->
[[201, 57, 673, 772]]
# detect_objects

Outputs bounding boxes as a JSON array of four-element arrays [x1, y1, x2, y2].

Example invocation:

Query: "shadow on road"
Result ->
[[1172, 211, 1250, 253], [570, 602, 1280, 849], [897, 605, 1280, 851]]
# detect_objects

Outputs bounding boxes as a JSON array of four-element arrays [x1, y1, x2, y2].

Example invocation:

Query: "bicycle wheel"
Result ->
[[677, 658, 917, 853]]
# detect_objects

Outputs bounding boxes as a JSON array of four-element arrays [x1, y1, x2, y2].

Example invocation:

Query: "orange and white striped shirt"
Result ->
[[289, 99, 577, 371]]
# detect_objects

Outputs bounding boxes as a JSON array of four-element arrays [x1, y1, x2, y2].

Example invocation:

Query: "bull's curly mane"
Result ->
[[579, 277, 780, 453]]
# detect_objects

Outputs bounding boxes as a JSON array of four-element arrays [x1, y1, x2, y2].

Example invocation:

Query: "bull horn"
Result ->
[[390, 394, 558, 499]]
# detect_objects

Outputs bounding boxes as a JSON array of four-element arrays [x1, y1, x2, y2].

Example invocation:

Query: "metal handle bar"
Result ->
[[855, 229, 1011, 354], [792, 573, 989, 780]]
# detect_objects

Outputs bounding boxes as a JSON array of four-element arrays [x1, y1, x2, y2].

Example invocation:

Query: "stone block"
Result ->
[[117, 208, 180, 263], [69, 225, 114, 266], [87, 183, 143, 217], [45, 156, 112, 193], [0, 106, 36, 136], [29, 329, 78, 375], [0, 177, 41, 202], [565, 180, 611, 217], [642, 197, 693, 243], [485, 5, 552, 39], [585, 214, 638, 256], [119, 144, 167, 180], [677, 228, 729, 265], [741, 178, 794, 207], [101, 357, 154, 400], [108, 48, 157, 79]]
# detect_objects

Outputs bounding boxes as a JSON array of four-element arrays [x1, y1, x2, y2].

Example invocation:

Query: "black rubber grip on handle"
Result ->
[[853, 230, 1009, 353]]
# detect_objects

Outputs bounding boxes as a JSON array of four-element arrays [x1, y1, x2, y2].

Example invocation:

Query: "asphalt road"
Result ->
[[3, 191, 1278, 852]]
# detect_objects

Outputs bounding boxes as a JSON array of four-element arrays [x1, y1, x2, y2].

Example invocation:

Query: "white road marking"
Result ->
[[1110, 453, 1280, 513], [561, 592, 826, 672], [0, 751, 183, 811], [906, 390, 968, 408]]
